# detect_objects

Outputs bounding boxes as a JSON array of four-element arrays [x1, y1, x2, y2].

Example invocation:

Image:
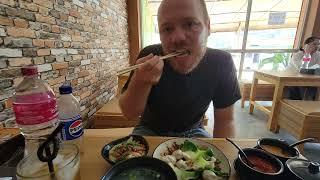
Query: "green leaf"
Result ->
[[182, 140, 198, 152], [206, 148, 214, 157], [258, 53, 291, 70], [258, 57, 274, 69]]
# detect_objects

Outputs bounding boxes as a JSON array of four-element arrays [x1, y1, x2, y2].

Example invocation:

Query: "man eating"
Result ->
[[119, 0, 241, 138]]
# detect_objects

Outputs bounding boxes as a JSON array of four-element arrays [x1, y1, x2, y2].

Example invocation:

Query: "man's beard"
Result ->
[[170, 43, 207, 74]]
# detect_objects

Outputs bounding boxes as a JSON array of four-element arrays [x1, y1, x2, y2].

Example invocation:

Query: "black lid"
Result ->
[[286, 158, 320, 180], [59, 85, 73, 94]]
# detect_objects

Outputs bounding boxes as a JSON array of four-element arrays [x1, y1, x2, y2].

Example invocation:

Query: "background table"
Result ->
[[249, 70, 320, 132]]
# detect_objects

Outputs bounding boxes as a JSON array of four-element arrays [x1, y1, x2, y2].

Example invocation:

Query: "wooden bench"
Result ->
[[93, 96, 210, 129], [93, 97, 139, 128], [278, 100, 320, 150], [93, 73, 137, 128], [116, 72, 130, 97], [240, 79, 275, 108]]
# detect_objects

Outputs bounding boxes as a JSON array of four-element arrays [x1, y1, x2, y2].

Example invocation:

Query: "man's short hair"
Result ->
[[304, 36, 320, 45], [158, 0, 210, 21], [200, 0, 209, 21]]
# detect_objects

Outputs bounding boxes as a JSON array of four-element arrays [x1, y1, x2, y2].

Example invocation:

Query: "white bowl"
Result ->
[[152, 138, 231, 179]]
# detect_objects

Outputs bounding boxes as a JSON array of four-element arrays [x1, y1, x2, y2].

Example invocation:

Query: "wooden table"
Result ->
[[80, 129, 257, 180], [249, 70, 320, 132], [0, 127, 20, 144]]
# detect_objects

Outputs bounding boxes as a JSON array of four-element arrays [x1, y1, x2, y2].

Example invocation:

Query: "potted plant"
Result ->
[[258, 53, 290, 71]]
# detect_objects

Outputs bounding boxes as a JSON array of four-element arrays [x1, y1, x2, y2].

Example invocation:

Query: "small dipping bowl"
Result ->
[[234, 148, 284, 180], [101, 135, 149, 165], [257, 138, 300, 163]]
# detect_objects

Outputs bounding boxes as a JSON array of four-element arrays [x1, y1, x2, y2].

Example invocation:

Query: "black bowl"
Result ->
[[257, 138, 299, 163], [101, 156, 177, 180], [101, 135, 149, 164], [235, 148, 284, 180], [300, 68, 315, 75]]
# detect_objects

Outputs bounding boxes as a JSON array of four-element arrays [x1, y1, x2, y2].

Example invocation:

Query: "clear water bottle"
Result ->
[[58, 85, 83, 150], [13, 66, 59, 154], [301, 53, 311, 69]]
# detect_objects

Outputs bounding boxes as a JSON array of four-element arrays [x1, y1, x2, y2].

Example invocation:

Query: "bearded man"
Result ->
[[119, 0, 241, 137]]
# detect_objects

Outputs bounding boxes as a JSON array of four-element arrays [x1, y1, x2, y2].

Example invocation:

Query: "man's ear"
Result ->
[[206, 19, 211, 37]]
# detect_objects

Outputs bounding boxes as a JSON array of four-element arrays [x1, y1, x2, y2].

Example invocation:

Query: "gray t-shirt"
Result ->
[[123, 44, 241, 133]]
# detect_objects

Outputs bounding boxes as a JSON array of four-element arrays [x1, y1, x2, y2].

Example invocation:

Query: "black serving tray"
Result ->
[[300, 68, 320, 75], [0, 134, 25, 179]]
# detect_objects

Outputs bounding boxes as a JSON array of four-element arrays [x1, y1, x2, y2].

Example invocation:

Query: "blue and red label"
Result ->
[[60, 115, 83, 141]]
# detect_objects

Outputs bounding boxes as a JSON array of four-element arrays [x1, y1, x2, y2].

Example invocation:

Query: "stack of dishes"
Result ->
[[100, 135, 319, 180], [101, 136, 231, 180]]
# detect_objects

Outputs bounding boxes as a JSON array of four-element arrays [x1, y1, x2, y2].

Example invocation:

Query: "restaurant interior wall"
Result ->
[[301, 0, 320, 39], [0, 0, 130, 127]]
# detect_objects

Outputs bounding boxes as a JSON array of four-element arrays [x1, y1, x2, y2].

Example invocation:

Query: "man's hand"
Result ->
[[119, 53, 164, 120], [305, 43, 319, 54], [213, 105, 235, 138], [133, 54, 164, 85]]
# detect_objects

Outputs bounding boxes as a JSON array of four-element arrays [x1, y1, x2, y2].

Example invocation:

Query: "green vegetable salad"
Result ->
[[159, 140, 229, 180]]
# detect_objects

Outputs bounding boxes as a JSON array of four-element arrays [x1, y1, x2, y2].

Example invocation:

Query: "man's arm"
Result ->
[[119, 54, 164, 119], [288, 51, 303, 71], [213, 105, 235, 138]]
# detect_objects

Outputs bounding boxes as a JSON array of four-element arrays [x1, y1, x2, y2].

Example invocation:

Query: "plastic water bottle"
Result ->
[[301, 53, 311, 69], [13, 66, 59, 154], [58, 85, 83, 150]]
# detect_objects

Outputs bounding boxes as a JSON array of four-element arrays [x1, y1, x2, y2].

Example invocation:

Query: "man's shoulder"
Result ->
[[139, 44, 163, 58], [204, 48, 233, 66], [206, 48, 232, 59]]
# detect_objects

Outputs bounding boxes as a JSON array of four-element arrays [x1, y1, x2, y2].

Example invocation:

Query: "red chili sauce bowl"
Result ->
[[246, 154, 279, 174], [235, 148, 284, 180]]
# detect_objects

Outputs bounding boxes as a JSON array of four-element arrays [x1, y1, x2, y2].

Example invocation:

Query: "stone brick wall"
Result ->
[[0, 0, 129, 127]]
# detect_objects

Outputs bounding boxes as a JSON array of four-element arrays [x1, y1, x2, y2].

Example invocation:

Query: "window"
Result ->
[[140, 0, 306, 80]]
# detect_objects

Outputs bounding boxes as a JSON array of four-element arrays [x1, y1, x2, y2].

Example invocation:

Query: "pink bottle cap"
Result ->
[[21, 66, 38, 76]]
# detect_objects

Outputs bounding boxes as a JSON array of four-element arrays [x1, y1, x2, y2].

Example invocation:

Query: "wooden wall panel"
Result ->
[[312, 1, 320, 37], [127, 0, 141, 65]]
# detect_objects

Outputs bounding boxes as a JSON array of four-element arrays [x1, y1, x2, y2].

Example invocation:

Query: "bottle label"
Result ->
[[303, 57, 311, 62], [60, 115, 83, 141]]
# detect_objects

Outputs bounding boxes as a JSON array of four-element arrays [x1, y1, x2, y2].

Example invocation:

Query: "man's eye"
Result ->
[[161, 27, 173, 33], [187, 22, 194, 27], [184, 21, 198, 29]]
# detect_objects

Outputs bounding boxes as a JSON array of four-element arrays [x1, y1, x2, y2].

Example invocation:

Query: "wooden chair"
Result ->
[[278, 100, 320, 151], [239, 79, 275, 108]]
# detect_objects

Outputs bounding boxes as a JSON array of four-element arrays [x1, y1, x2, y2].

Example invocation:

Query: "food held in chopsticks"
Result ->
[[158, 140, 229, 180], [109, 137, 147, 163]]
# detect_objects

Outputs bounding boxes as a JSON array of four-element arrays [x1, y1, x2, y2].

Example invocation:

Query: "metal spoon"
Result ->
[[226, 138, 254, 167], [289, 138, 316, 148]]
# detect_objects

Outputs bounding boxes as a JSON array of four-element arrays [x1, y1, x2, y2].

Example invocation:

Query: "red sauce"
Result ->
[[245, 155, 278, 173]]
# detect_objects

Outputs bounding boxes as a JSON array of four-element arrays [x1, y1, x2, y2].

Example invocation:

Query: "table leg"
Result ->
[[241, 86, 245, 108], [316, 87, 320, 101], [249, 75, 258, 114], [268, 82, 284, 133]]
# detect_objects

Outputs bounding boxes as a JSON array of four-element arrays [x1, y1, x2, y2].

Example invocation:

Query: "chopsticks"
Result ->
[[116, 50, 189, 75]]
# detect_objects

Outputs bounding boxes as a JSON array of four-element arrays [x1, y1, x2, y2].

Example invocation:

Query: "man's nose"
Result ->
[[170, 27, 187, 45]]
